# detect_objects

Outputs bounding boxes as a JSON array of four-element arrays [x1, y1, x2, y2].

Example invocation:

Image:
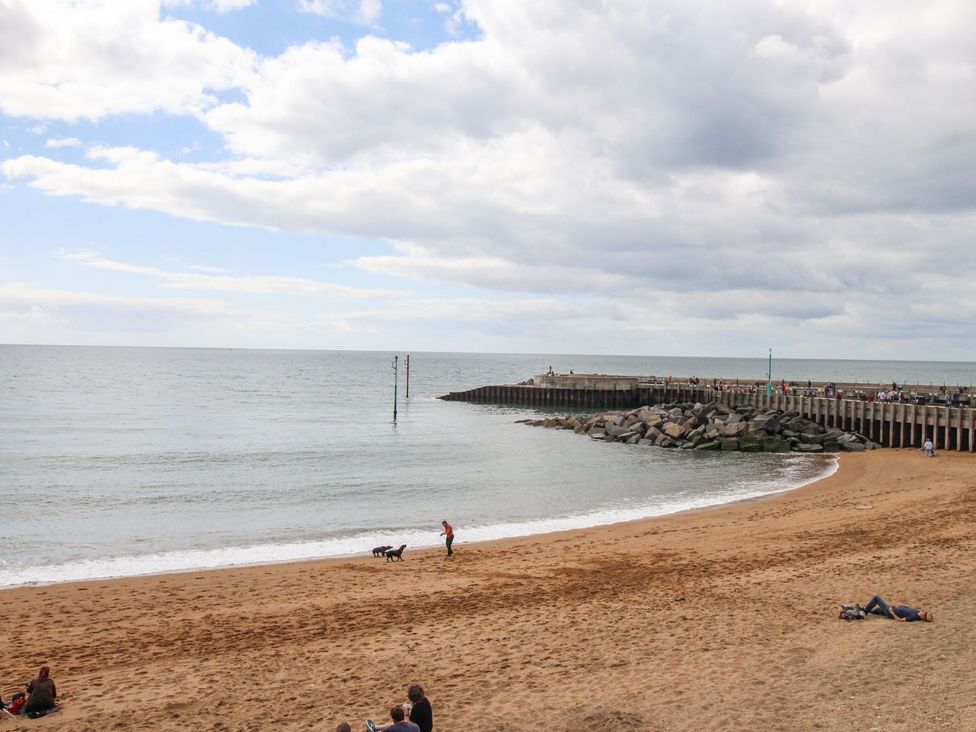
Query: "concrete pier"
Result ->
[[439, 375, 976, 452]]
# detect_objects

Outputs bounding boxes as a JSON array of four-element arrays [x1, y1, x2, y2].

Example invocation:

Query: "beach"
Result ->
[[1, 449, 973, 731]]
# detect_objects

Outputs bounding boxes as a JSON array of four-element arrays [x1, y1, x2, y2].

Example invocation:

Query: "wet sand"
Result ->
[[1, 450, 974, 731]]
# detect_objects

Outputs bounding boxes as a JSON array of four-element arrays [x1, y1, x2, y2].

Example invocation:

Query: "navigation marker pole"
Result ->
[[766, 348, 773, 397], [406, 354, 410, 399], [392, 355, 399, 423]]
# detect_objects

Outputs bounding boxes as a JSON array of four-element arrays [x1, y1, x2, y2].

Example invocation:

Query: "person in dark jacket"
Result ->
[[864, 595, 932, 622], [406, 683, 433, 732], [25, 665, 57, 717]]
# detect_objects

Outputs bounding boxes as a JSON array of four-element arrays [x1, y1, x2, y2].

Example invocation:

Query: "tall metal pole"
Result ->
[[766, 348, 773, 396], [406, 353, 410, 399], [392, 355, 398, 423]]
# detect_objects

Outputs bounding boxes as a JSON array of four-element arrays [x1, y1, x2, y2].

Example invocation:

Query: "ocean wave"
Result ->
[[0, 455, 837, 589]]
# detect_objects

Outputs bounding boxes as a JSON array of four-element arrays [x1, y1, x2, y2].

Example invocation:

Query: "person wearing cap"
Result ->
[[863, 595, 933, 622]]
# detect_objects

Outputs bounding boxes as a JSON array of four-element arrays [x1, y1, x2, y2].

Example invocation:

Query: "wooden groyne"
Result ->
[[439, 377, 976, 451]]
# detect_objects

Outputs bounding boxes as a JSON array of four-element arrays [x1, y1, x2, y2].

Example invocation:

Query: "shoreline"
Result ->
[[2, 449, 973, 731], [0, 454, 838, 591]]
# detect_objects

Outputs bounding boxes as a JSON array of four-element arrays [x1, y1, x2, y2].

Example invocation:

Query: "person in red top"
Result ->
[[440, 520, 454, 557]]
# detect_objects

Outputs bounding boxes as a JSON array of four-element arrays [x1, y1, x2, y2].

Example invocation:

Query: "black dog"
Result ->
[[372, 545, 393, 557], [385, 544, 407, 562]]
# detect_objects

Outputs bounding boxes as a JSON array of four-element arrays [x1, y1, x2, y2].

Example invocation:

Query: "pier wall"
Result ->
[[439, 383, 976, 452]]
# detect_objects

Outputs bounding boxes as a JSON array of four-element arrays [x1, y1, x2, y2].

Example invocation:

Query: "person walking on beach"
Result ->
[[440, 520, 454, 557], [924, 438, 936, 457]]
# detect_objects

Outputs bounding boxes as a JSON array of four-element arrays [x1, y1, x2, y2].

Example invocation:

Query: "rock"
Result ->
[[738, 435, 762, 452], [637, 438, 653, 446], [822, 440, 841, 453], [718, 422, 748, 438], [668, 408, 684, 419], [720, 438, 740, 450], [840, 441, 866, 451], [694, 440, 721, 450], [761, 436, 792, 453], [659, 438, 679, 448], [645, 426, 662, 440], [607, 425, 630, 438], [793, 443, 824, 453], [626, 434, 642, 444], [588, 428, 606, 439], [663, 422, 687, 439], [799, 432, 823, 444]]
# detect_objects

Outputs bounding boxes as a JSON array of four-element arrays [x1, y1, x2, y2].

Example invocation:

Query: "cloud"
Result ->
[[2, 0, 975, 355], [44, 137, 82, 148], [0, 0, 256, 121], [162, 0, 258, 12], [59, 250, 411, 300], [297, 0, 382, 26]]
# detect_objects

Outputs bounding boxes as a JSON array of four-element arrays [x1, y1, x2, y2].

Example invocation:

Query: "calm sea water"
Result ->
[[3, 346, 972, 588]]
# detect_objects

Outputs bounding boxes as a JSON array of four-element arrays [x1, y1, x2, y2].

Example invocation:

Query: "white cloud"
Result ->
[[162, 0, 257, 11], [60, 251, 411, 300], [297, 0, 381, 26], [2, 0, 975, 355], [44, 137, 81, 148], [0, 0, 256, 121]]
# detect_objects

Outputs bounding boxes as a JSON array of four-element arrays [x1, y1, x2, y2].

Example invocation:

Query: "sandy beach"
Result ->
[[1, 449, 974, 731]]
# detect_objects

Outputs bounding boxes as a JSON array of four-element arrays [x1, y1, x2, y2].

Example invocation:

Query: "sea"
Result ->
[[3, 345, 975, 589]]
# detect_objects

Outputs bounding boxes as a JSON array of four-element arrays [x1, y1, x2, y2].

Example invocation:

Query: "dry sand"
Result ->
[[1, 450, 974, 731]]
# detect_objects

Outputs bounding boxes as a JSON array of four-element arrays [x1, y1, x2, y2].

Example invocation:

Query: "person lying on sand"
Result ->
[[864, 595, 932, 622], [24, 665, 57, 718]]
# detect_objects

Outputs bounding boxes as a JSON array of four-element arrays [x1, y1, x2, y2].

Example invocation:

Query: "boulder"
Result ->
[[718, 422, 749, 438], [798, 432, 823, 444], [720, 438, 740, 451], [793, 443, 824, 453], [739, 435, 762, 452], [637, 438, 653, 446], [694, 440, 721, 450], [668, 408, 684, 419], [761, 436, 791, 453], [626, 434, 642, 445], [840, 441, 866, 452], [659, 438, 680, 448], [663, 422, 688, 440]]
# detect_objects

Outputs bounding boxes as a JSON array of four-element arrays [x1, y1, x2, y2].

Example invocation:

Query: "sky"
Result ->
[[1, 0, 974, 358]]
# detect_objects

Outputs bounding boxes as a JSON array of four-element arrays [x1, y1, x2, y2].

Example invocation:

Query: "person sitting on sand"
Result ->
[[405, 684, 432, 732], [864, 595, 932, 622], [24, 665, 57, 717], [368, 684, 432, 732], [367, 705, 420, 732], [923, 438, 936, 457]]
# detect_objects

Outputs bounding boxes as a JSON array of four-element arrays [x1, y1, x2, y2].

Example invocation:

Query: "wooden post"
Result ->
[[944, 407, 950, 450]]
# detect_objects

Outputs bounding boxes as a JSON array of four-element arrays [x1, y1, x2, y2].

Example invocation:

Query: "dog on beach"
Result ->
[[372, 545, 393, 557], [385, 544, 407, 562]]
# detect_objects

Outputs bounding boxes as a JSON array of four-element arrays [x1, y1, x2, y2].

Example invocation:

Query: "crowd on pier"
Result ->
[[673, 376, 971, 406]]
